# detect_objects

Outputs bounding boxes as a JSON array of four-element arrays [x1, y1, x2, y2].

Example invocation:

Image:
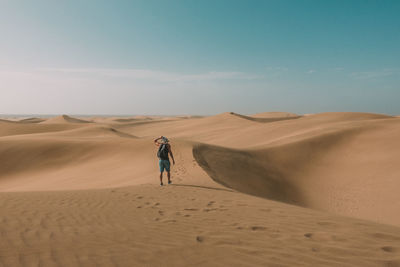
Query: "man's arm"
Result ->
[[168, 144, 175, 165], [154, 136, 162, 146]]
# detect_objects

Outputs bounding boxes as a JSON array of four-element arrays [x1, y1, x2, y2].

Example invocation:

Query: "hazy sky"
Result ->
[[1, 0, 399, 115]]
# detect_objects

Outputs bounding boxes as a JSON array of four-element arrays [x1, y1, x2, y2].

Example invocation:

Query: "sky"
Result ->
[[0, 0, 399, 115]]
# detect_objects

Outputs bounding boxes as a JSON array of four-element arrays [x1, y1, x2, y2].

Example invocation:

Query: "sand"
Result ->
[[0, 112, 400, 266]]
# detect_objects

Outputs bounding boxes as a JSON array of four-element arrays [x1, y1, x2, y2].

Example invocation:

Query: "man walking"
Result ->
[[154, 136, 175, 186]]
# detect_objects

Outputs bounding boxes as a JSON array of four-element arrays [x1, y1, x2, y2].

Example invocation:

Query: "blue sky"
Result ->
[[0, 0, 399, 115]]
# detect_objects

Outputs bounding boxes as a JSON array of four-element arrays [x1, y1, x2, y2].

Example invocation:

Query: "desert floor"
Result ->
[[0, 112, 400, 266]]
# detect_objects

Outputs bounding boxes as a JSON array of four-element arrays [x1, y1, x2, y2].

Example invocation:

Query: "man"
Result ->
[[154, 136, 175, 186]]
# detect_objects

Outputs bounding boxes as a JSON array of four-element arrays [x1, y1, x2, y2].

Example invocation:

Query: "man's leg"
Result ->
[[159, 160, 164, 185], [166, 161, 171, 184], [167, 171, 171, 184]]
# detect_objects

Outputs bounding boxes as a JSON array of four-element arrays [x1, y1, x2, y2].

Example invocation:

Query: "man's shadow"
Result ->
[[170, 183, 234, 193]]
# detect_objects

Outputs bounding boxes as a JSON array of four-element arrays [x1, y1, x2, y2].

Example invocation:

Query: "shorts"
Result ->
[[159, 159, 170, 172]]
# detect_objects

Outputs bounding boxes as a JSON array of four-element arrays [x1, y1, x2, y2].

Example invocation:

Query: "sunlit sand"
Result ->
[[1, 112, 400, 266]]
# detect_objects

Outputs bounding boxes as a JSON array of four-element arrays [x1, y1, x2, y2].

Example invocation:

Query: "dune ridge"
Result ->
[[251, 111, 299, 118], [231, 111, 302, 122]]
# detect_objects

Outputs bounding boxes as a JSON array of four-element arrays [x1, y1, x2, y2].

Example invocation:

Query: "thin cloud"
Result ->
[[350, 69, 399, 80], [38, 68, 261, 82], [307, 70, 316, 74]]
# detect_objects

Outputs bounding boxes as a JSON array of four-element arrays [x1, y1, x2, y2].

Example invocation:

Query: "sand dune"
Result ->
[[193, 119, 400, 225], [1, 112, 400, 266], [41, 114, 92, 124]]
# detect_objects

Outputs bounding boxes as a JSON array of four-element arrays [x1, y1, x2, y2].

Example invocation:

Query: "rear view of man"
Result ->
[[154, 136, 175, 186]]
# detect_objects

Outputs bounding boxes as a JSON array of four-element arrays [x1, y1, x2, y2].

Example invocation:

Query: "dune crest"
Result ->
[[251, 111, 299, 118], [230, 111, 302, 122]]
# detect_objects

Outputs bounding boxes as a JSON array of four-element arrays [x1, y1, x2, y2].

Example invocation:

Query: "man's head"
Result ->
[[161, 136, 169, 144]]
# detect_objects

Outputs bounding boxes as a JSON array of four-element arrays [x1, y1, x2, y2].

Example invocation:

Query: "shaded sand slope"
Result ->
[[193, 119, 400, 225], [0, 112, 400, 266], [18, 117, 45, 123]]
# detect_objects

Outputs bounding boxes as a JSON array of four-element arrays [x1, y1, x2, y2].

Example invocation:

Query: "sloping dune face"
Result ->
[[1, 112, 400, 266], [18, 117, 45, 123], [193, 120, 400, 224]]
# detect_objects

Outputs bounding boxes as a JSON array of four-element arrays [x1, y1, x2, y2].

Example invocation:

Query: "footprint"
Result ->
[[196, 236, 204, 242], [304, 232, 337, 242], [184, 208, 198, 211], [381, 246, 397, 253], [162, 219, 176, 223], [304, 233, 313, 238], [250, 226, 266, 231], [158, 210, 164, 216], [207, 201, 215, 207], [203, 208, 219, 212]]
